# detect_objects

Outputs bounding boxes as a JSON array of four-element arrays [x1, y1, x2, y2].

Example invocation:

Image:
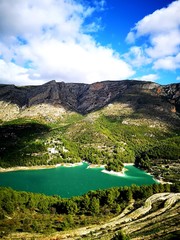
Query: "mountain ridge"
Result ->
[[0, 80, 179, 118]]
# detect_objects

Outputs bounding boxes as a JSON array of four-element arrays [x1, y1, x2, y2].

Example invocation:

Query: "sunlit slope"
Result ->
[[0, 101, 179, 178]]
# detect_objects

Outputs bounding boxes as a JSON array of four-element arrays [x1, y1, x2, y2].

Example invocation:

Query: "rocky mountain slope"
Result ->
[[0, 80, 179, 176], [0, 80, 179, 122]]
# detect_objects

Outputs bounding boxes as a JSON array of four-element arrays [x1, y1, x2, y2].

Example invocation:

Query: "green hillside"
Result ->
[[0, 102, 179, 176], [0, 101, 179, 239]]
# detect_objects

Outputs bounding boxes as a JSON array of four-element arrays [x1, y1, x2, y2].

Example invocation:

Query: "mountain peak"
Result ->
[[0, 80, 179, 121], [43, 80, 57, 85]]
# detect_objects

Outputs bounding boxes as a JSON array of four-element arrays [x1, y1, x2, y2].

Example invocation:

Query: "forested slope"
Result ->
[[0, 183, 179, 239], [0, 80, 179, 239]]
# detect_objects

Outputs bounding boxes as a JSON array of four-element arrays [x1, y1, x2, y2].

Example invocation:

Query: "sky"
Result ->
[[0, 0, 180, 86]]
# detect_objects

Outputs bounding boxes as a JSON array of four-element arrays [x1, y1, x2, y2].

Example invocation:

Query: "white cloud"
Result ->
[[153, 53, 180, 70], [126, 32, 135, 44], [145, 30, 180, 59], [126, 0, 180, 71], [130, 1, 180, 38], [0, 0, 134, 85], [19, 38, 134, 83], [123, 46, 151, 67], [0, 59, 44, 86], [0, 0, 89, 40], [136, 74, 159, 82], [176, 76, 180, 81]]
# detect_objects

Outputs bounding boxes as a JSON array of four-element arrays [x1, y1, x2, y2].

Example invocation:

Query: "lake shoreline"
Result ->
[[141, 168, 172, 185], [0, 162, 83, 172], [1, 162, 166, 184], [87, 162, 134, 177], [102, 168, 126, 177], [0, 162, 134, 174], [87, 164, 105, 169]]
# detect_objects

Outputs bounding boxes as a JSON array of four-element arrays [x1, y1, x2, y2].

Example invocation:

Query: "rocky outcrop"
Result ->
[[0, 80, 179, 116], [159, 83, 180, 112]]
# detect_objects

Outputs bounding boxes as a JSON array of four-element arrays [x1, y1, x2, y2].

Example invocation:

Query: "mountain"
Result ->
[[0, 80, 179, 240], [0, 79, 179, 177], [0, 80, 180, 123]]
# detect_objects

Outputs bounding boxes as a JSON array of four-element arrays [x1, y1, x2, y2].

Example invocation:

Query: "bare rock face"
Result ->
[[27, 80, 61, 106], [159, 83, 180, 112], [0, 80, 179, 120]]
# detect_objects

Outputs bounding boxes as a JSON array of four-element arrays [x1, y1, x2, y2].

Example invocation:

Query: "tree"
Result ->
[[66, 200, 78, 215], [112, 230, 130, 240], [121, 187, 133, 202], [81, 194, 90, 212], [106, 188, 120, 206], [115, 204, 121, 214], [90, 197, 100, 215]]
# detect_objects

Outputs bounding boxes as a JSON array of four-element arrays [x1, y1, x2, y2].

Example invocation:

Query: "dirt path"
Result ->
[[46, 193, 180, 240], [5, 193, 180, 240]]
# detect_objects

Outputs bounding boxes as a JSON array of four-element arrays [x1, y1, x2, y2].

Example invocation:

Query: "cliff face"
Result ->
[[0, 80, 179, 116]]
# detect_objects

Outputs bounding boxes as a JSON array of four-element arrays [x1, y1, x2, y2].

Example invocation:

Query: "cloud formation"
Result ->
[[136, 74, 159, 82], [126, 0, 180, 71], [123, 46, 152, 67], [0, 0, 134, 85]]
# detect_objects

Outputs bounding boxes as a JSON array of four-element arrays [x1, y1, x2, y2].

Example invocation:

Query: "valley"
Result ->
[[0, 80, 179, 239]]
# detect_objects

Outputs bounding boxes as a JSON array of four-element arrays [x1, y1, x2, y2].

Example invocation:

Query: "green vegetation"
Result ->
[[0, 182, 178, 237], [135, 136, 180, 183], [1, 105, 179, 173], [0, 121, 50, 167], [0, 101, 179, 239], [112, 230, 130, 240]]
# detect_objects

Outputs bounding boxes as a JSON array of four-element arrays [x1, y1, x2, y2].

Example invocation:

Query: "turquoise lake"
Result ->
[[0, 163, 157, 198]]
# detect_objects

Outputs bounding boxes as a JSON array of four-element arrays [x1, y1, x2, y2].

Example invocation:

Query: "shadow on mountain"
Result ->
[[113, 92, 180, 129], [0, 81, 179, 128], [0, 122, 50, 167]]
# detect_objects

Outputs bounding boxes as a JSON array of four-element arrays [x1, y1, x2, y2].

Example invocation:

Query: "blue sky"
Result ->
[[0, 0, 179, 86]]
